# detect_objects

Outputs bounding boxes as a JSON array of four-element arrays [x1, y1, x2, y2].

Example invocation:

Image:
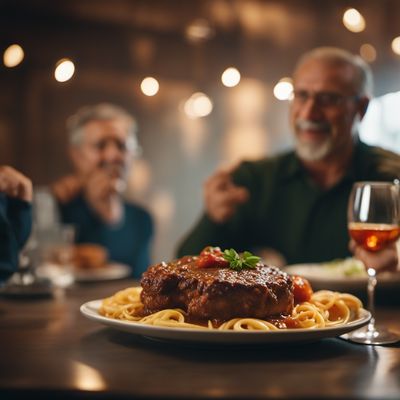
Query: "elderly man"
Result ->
[[52, 103, 153, 278], [177, 47, 400, 273], [0, 165, 32, 282]]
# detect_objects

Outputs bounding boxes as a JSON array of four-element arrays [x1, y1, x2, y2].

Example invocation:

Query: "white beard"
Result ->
[[294, 135, 333, 161]]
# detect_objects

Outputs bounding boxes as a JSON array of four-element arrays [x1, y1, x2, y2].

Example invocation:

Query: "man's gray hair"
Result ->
[[66, 103, 139, 150], [294, 47, 374, 97]]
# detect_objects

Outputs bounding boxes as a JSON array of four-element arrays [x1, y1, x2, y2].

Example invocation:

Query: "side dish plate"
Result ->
[[74, 263, 131, 282], [283, 263, 400, 291]]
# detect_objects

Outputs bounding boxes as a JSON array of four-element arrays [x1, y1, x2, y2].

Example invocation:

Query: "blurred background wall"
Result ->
[[1, 0, 400, 264]]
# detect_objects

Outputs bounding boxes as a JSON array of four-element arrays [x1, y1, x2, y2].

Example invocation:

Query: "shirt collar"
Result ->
[[277, 140, 367, 185]]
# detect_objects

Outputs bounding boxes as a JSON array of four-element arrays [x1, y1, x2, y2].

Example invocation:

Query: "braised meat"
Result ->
[[140, 255, 294, 321]]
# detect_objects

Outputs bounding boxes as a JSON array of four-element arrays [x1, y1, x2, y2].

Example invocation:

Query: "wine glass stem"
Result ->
[[367, 268, 377, 332]]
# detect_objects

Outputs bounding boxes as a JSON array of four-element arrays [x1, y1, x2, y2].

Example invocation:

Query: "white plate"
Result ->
[[80, 300, 371, 344], [283, 262, 400, 292], [74, 263, 131, 282]]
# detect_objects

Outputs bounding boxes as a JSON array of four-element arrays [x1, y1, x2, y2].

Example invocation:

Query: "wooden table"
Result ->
[[0, 279, 399, 399]]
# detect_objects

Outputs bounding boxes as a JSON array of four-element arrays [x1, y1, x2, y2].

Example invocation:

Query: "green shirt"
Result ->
[[177, 141, 400, 264]]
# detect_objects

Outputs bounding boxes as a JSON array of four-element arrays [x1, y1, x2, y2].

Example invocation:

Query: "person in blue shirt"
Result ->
[[51, 103, 154, 278], [0, 165, 32, 282]]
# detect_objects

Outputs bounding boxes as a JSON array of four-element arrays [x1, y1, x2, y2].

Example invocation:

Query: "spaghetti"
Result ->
[[99, 287, 363, 331]]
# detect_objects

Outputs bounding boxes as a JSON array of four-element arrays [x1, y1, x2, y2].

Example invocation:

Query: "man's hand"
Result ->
[[204, 166, 249, 224], [52, 169, 124, 224], [0, 165, 32, 202], [83, 169, 123, 224], [349, 239, 399, 273], [51, 174, 83, 204]]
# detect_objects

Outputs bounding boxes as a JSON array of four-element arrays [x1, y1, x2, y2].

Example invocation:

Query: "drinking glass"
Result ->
[[35, 224, 76, 289], [0, 187, 73, 296], [33, 186, 61, 230], [344, 181, 400, 345]]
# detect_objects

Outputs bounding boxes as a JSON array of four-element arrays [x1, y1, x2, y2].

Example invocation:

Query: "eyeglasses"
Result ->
[[292, 90, 360, 108]]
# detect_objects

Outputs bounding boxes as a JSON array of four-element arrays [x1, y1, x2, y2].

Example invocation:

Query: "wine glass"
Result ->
[[0, 186, 67, 297], [344, 181, 400, 345]]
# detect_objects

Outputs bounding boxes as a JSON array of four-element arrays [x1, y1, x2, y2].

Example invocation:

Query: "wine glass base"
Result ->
[[341, 325, 400, 345], [0, 272, 54, 298]]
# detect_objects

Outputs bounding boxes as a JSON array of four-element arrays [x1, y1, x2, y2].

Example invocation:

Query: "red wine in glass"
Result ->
[[344, 182, 400, 345]]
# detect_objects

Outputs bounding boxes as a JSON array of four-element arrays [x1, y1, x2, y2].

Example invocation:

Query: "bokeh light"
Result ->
[[184, 92, 213, 118], [360, 44, 377, 62], [221, 67, 241, 87], [54, 58, 75, 82], [343, 8, 366, 33], [140, 77, 159, 96], [3, 44, 24, 67], [391, 36, 400, 55], [273, 78, 293, 101], [185, 19, 214, 43]]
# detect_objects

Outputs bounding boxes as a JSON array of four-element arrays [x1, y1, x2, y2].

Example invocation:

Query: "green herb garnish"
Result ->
[[223, 249, 260, 271]]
